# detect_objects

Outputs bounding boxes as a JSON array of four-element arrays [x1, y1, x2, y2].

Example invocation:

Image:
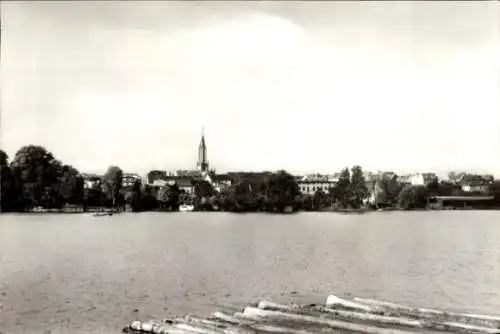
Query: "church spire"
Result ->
[[197, 127, 208, 172]]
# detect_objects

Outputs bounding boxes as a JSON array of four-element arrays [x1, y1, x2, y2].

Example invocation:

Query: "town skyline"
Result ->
[[2, 135, 496, 181], [1, 1, 499, 176]]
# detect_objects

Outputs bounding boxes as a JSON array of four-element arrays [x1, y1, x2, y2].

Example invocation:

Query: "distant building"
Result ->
[[175, 178, 195, 194], [81, 173, 102, 189], [226, 171, 272, 184], [210, 174, 233, 192], [122, 173, 141, 188], [407, 173, 437, 186], [147, 170, 168, 184], [297, 174, 338, 195], [459, 174, 493, 194], [146, 129, 231, 193], [152, 179, 168, 187], [396, 175, 411, 185], [427, 195, 494, 209]]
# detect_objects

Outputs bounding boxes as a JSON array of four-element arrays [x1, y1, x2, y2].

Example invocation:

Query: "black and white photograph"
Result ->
[[1, 1, 500, 333]]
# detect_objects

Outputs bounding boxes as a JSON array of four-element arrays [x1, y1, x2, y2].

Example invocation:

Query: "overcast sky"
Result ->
[[1, 1, 499, 176]]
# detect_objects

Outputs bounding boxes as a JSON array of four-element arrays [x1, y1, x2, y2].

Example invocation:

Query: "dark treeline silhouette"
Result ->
[[0, 146, 182, 212], [1, 145, 500, 213]]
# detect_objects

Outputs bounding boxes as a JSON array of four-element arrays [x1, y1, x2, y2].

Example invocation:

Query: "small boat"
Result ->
[[93, 212, 113, 217], [179, 204, 194, 212]]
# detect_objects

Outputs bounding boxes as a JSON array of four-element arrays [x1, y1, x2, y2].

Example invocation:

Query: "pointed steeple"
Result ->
[[200, 126, 206, 148], [197, 127, 208, 172]]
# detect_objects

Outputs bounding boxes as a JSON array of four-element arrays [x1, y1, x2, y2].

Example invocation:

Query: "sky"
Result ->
[[1, 1, 499, 176]]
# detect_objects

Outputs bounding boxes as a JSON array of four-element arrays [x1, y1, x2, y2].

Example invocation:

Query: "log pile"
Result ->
[[122, 294, 500, 334]]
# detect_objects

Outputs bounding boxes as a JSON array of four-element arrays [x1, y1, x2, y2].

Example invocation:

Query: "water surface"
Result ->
[[1, 211, 500, 333]]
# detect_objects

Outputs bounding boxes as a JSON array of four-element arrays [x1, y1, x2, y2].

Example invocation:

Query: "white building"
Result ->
[[408, 174, 425, 186], [81, 173, 102, 189], [122, 173, 142, 188], [297, 174, 338, 195]]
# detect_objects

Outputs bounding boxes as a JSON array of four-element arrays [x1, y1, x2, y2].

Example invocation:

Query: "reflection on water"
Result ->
[[1, 211, 500, 333]]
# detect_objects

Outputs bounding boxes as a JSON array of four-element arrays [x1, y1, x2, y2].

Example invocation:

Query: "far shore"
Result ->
[[3, 206, 500, 215]]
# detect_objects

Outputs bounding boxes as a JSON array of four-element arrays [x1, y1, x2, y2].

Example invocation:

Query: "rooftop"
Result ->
[[123, 173, 141, 178], [459, 174, 494, 185], [81, 173, 102, 180]]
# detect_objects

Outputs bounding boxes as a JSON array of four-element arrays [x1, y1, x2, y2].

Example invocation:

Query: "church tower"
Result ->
[[197, 127, 209, 172]]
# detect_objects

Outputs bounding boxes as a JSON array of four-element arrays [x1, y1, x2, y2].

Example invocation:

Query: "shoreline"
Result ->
[[3, 207, 500, 214]]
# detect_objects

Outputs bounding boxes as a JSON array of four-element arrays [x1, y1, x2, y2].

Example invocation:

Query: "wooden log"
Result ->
[[209, 311, 255, 326], [171, 323, 226, 334], [250, 324, 318, 334], [354, 297, 500, 322], [353, 297, 500, 330], [181, 315, 231, 329], [216, 305, 323, 334], [126, 320, 192, 334], [240, 307, 417, 334], [124, 296, 500, 334], [314, 305, 426, 328], [326, 295, 379, 313], [173, 316, 252, 334], [257, 301, 425, 329], [439, 321, 500, 334]]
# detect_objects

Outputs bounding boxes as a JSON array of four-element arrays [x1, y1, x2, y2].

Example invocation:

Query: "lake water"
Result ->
[[1, 211, 500, 334]]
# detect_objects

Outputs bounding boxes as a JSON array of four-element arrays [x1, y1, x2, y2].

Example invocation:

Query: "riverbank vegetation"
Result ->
[[1, 146, 500, 213]]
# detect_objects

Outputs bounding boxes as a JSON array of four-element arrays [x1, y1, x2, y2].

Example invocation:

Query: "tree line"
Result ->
[[0, 145, 184, 212], [370, 173, 500, 210], [0, 145, 372, 213], [193, 166, 370, 212], [2, 145, 499, 213]]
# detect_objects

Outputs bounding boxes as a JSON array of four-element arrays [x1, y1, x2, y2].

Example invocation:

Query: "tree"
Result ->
[[231, 180, 260, 211], [168, 183, 180, 211], [215, 188, 237, 212], [156, 186, 170, 204], [327, 185, 341, 207], [426, 175, 439, 193], [299, 194, 314, 211], [372, 179, 388, 208], [102, 166, 123, 209], [263, 170, 300, 212], [372, 173, 401, 208], [397, 185, 428, 209], [492, 180, 500, 205], [1, 150, 21, 212], [213, 170, 299, 213], [139, 185, 159, 211], [10, 145, 63, 209], [349, 165, 369, 208], [58, 165, 84, 205], [194, 180, 214, 211], [437, 181, 459, 197], [0, 150, 8, 166], [84, 176, 105, 208], [312, 189, 328, 210], [124, 179, 142, 211], [155, 184, 179, 211], [336, 168, 351, 208]]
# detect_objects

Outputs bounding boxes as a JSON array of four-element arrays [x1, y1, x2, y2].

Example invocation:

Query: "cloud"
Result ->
[[1, 1, 499, 175]]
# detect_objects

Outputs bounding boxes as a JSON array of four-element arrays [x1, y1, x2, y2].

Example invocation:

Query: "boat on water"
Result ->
[[123, 294, 500, 334], [93, 212, 114, 217], [179, 204, 194, 212]]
